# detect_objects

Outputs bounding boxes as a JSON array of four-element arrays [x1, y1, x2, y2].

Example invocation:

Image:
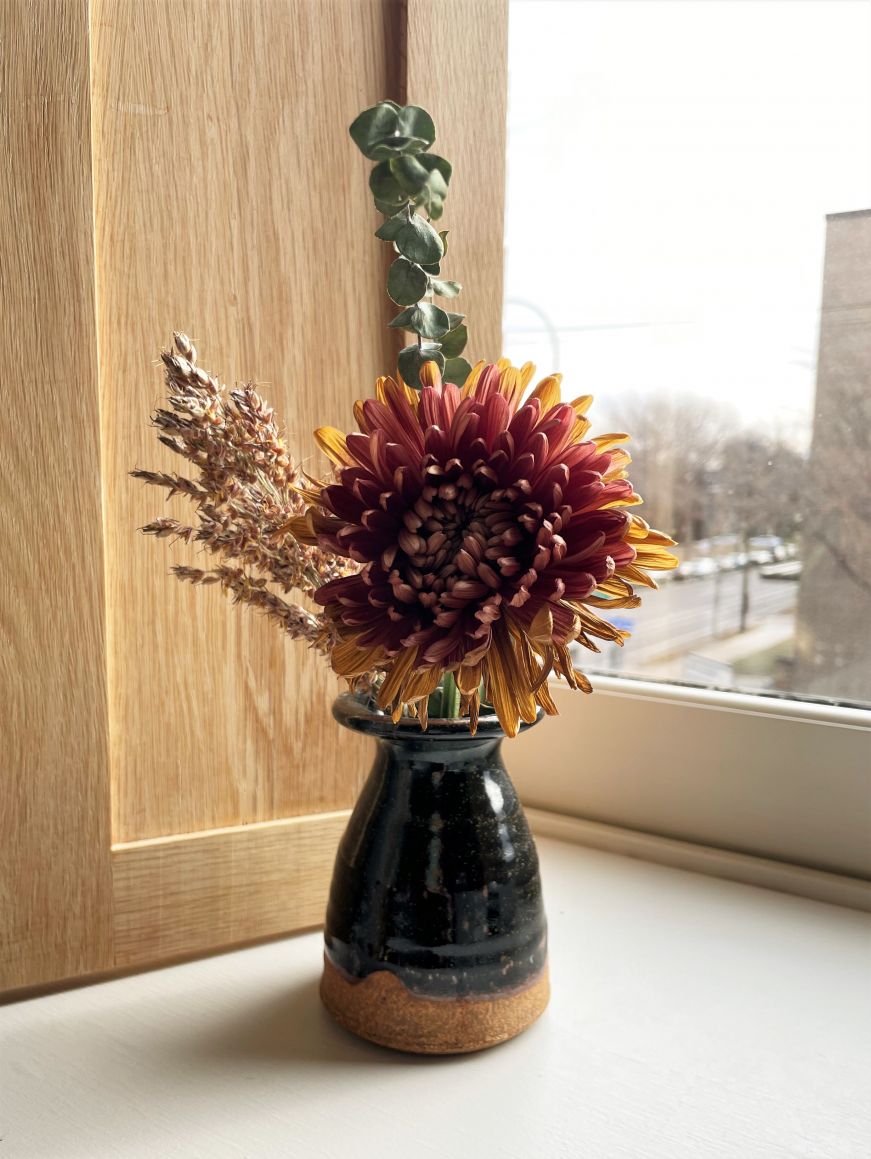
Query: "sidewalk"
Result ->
[[635, 613, 795, 682]]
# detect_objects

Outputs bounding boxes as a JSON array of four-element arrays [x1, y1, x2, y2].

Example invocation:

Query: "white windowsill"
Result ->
[[3, 836, 869, 1158]]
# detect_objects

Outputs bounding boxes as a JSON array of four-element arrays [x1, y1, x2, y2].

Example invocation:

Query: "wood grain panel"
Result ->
[[404, 0, 508, 363], [111, 811, 350, 966], [0, 0, 113, 989], [90, 0, 393, 842]]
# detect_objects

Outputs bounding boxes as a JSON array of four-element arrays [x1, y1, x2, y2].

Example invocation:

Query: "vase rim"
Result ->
[[332, 691, 542, 741]]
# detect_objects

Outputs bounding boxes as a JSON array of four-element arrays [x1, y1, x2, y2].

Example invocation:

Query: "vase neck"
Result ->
[[375, 733, 503, 767]]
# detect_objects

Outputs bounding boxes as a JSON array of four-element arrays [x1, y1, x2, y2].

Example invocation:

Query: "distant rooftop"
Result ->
[[826, 208, 871, 220]]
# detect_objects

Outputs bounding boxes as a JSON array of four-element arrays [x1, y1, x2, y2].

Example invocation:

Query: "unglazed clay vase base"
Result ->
[[321, 694, 549, 1055], [321, 955, 550, 1055]]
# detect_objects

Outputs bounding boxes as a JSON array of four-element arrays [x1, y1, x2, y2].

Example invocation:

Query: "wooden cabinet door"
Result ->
[[0, 0, 506, 995]]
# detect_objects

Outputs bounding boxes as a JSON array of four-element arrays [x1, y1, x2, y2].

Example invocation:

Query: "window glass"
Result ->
[[504, 0, 871, 706]]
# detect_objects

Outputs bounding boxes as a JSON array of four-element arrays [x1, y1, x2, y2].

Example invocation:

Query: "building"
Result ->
[[794, 209, 871, 703]]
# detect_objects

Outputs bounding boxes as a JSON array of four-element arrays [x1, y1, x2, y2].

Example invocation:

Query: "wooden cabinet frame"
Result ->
[[0, 0, 507, 995]]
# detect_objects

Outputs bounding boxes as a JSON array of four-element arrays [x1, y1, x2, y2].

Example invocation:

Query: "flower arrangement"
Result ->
[[134, 102, 677, 737]]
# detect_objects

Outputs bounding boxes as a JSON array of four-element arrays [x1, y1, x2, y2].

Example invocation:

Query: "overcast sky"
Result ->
[[503, 0, 871, 445]]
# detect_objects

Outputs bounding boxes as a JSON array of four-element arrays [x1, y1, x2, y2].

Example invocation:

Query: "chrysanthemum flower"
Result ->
[[294, 360, 677, 735]]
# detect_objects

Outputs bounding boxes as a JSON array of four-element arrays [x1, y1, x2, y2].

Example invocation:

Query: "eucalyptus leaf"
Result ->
[[390, 155, 430, 197], [440, 322, 468, 358], [443, 356, 473, 386], [445, 311, 464, 330], [387, 257, 428, 306], [349, 102, 400, 159], [374, 210, 406, 242], [422, 191, 446, 222], [390, 155, 451, 219], [388, 306, 416, 329], [416, 156, 451, 219], [395, 214, 444, 265], [439, 230, 449, 256], [420, 154, 452, 184], [411, 303, 451, 339], [398, 342, 446, 390], [396, 106, 436, 151], [420, 261, 441, 275], [369, 135, 429, 161], [369, 162, 407, 208], [429, 277, 462, 299], [374, 196, 407, 217]]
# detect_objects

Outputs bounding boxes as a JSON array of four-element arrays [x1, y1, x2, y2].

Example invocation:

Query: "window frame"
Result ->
[[508, 676, 871, 883]]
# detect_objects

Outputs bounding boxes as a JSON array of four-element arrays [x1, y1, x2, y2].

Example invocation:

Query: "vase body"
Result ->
[[321, 693, 548, 1054]]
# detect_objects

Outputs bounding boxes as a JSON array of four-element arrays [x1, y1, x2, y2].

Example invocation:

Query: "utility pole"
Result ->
[[739, 529, 751, 634]]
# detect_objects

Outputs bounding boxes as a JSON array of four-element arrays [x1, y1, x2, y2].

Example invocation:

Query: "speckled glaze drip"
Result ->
[[321, 694, 548, 1052]]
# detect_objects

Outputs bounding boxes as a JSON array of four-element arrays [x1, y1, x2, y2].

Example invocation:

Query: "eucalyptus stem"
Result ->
[[349, 100, 472, 389]]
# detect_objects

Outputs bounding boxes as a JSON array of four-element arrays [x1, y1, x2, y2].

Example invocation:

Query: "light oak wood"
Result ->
[[1, 0, 511, 993], [91, 0, 391, 842], [0, 0, 114, 990], [111, 811, 350, 967], [404, 0, 508, 363]]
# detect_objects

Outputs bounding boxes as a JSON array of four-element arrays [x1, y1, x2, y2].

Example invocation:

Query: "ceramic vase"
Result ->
[[320, 693, 548, 1054]]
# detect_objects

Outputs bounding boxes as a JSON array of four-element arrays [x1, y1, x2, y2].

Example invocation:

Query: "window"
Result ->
[[504, 0, 871, 709], [503, 0, 871, 886]]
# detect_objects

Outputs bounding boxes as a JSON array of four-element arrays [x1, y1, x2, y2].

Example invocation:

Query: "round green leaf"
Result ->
[[374, 210, 406, 241], [440, 322, 468, 358], [411, 303, 452, 340], [387, 257, 428, 306], [429, 277, 461, 299], [369, 162, 406, 208], [390, 155, 430, 196], [420, 154, 451, 182], [388, 306, 416, 329], [396, 106, 436, 151], [398, 342, 445, 390], [395, 215, 444, 265], [443, 356, 473, 386], [417, 156, 451, 219], [369, 136, 429, 161], [390, 155, 451, 219], [374, 196, 407, 216], [349, 102, 400, 159]]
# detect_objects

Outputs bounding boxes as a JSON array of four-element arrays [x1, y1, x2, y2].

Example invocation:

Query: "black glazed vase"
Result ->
[[320, 693, 549, 1054]]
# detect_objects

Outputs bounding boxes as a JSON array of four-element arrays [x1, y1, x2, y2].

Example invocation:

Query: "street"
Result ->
[[588, 568, 798, 673]]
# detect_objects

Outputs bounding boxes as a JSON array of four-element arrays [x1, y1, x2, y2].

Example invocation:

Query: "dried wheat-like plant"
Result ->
[[132, 332, 355, 652]]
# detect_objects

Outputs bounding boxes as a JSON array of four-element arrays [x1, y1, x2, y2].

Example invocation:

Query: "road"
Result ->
[[589, 568, 798, 670]]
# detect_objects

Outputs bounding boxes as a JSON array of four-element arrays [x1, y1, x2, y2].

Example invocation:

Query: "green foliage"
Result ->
[[387, 257, 429, 306], [440, 319, 467, 358], [429, 277, 462, 299], [369, 163, 407, 212], [387, 306, 417, 330], [394, 213, 444, 265], [443, 357, 473, 386], [398, 343, 446, 390], [349, 102, 434, 160], [411, 303, 452, 339], [350, 100, 471, 388], [389, 304, 452, 339]]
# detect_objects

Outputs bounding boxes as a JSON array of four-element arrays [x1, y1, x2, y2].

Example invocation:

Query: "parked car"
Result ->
[[759, 560, 802, 580], [747, 535, 783, 565], [675, 557, 719, 581]]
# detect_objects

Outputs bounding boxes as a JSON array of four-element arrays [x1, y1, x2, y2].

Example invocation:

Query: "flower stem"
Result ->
[[441, 671, 461, 719]]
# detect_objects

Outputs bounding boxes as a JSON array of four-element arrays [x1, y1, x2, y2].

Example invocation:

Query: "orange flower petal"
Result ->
[[314, 426, 351, 466], [528, 374, 563, 413]]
